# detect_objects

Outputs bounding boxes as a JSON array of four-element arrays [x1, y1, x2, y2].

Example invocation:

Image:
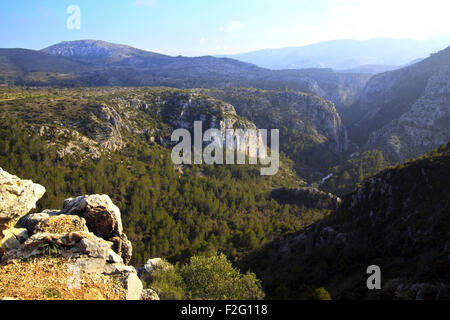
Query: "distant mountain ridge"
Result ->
[[220, 37, 450, 70], [42, 40, 260, 73], [0, 40, 371, 110], [42, 40, 171, 67]]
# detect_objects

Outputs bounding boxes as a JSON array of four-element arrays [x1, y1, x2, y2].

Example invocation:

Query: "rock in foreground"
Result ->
[[0, 169, 156, 300], [0, 168, 45, 235]]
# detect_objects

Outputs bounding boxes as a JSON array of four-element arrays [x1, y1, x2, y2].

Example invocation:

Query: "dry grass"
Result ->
[[0, 257, 126, 300], [35, 215, 88, 234]]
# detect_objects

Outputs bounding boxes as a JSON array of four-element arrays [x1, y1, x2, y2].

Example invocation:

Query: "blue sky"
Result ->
[[1, 0, 450, 56]]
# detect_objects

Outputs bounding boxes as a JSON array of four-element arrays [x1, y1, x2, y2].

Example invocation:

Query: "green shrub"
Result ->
[[42, 288, 62, 299], [180, 254, 264, 300], [148, 254, 264, 300], [312, 287, 332, 300], [148, 261, 186, 300]]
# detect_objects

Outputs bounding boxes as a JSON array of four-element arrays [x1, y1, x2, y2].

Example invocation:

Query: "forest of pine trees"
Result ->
[[0, 118, 328, 266]]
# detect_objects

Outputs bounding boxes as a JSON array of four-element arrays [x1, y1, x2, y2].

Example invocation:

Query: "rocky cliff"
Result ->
[[0, 169, 158, 300], [367, 64, 450, 161], [0, 87, 258, 161], [347, 46, 450, 162]]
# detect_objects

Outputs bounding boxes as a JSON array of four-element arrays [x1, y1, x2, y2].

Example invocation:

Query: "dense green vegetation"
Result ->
[[240, 144, 450, 299], [147, 254, 264, 300], [0, 117, 328, 266], [320, 149, 391, 196]]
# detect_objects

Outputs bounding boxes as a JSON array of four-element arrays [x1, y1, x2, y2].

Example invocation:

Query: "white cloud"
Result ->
[[199, 37, 207, 45], [219, 20, 243, 32]]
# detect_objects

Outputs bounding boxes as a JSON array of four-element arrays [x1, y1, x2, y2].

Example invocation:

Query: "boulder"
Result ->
[[0, 169, 45, 235], [1, 228, 29, 252], [141, 288, 160, 301], [34, 215, 88, 234], [66, 257, 107, 274], [107, 249, 124, 264], [1, 231, 112, 263], [18, 210, 61, 234], [63, 195, 123, 239], [137, 258, 167, 283], [68, 233, 113, 260], [121, 273, 143, 300], [110, 233, 133, 264], [103, 263, 136, 276]]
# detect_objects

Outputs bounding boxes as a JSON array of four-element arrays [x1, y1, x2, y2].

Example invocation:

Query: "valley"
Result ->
[[0, 37, 449, 301]]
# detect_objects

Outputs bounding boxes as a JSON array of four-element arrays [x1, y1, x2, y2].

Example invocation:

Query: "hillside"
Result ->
[[198, 87, 348, 181], [0, 87, 341, 266], [240, 144, 450, 299], [0, 49, 94, 86], [42, 40, 174, 67], [347, 46, 450, 162]]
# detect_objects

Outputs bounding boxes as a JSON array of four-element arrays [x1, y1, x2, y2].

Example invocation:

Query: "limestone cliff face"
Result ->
[[201, 88, 349, 153], [287, 72, 371, 111], [114, 89, 260, 151], [348, 46, 450, 161], [160, 92, 256, 133], [3, 88, 260, 161], [367, 65, 450, 161]]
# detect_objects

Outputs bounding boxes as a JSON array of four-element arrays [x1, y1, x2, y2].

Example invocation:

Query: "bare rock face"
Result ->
[[63, 195, 123, 238], [110, 233, 133, 265], [367, 65, 450, 162], [61, 195, 132, 263], [1, 228, 28, 252], [121, 273, 143, 301], [0, 169, 46, 234]]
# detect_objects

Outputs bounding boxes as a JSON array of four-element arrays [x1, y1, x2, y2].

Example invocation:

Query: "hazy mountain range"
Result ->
[[0, 40, 371, 109], [220, 36, 450, 71]]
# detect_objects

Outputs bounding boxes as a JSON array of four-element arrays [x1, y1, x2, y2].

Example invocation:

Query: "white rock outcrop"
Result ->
[[0, 168, 46, 233]]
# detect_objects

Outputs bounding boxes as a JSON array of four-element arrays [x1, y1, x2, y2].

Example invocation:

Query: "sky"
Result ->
[[1, 0, 450, 56]]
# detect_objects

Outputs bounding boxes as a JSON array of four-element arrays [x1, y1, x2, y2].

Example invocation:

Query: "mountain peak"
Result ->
[[41, 40, 166, 65]]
